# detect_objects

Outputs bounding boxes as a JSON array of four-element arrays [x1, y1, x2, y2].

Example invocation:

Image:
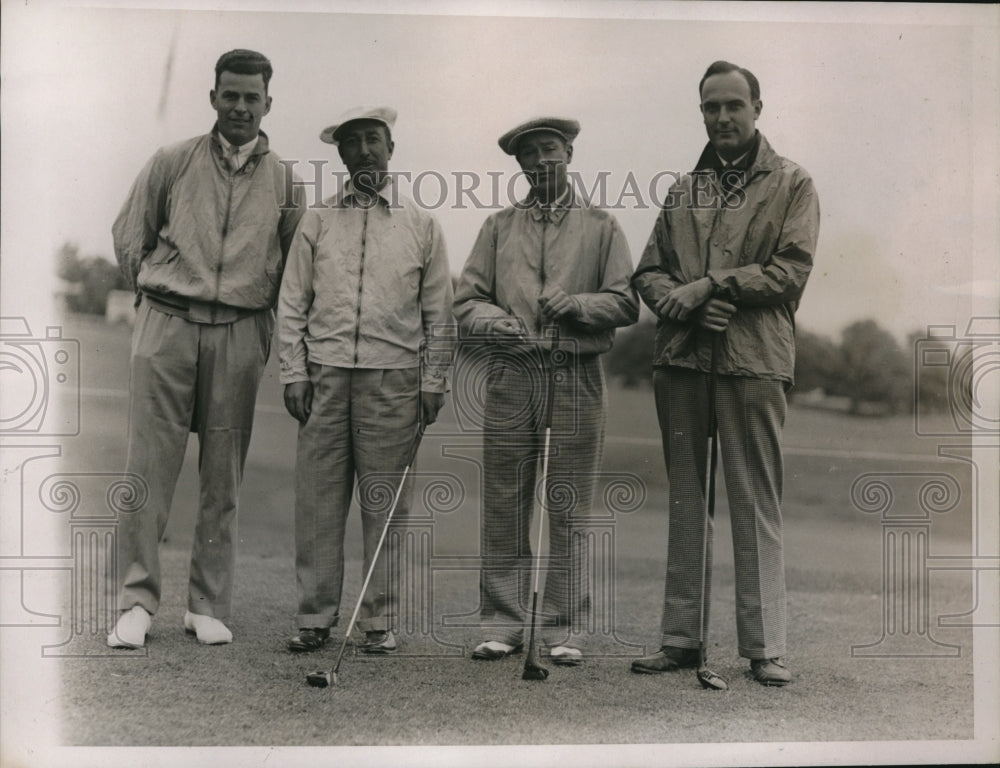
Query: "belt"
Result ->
[[142, 291, 264, 325]]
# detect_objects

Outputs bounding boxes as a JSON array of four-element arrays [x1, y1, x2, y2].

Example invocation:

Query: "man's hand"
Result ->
[[489, 316, 527, 343], [284, 381, 313, 424], [655, 277, 713, 321], [538, 286, 581, 321], [694, 298, 737, 332], [420, 391, 446, 427]]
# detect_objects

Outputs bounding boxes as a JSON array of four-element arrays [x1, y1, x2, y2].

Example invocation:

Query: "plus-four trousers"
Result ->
[[117, 302, 271, 619], [652, 366, 787, 660]]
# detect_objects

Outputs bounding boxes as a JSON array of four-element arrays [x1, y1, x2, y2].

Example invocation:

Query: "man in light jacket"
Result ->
[[454, 117, 638, 666], [277, 107, 454, 655], [109, 49, 305, 648], [630, 61, 819, 685]]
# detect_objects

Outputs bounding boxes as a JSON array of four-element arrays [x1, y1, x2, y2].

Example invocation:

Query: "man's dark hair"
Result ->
[[215, 49, 273, 91], [699, 60, 760, 102]]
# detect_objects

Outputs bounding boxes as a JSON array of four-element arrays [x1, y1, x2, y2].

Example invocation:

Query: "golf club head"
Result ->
[[306, 671, 335, 688], [696, 667, 729, 691], [522, 663, 550, 681]]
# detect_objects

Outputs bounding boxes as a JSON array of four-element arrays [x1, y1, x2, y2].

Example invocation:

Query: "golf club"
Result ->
[[696, 333, 729, 691], [306, 411, 426, 689], [522, 351, 558, 682]]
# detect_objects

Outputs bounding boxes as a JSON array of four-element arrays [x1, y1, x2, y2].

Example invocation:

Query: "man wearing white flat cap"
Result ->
[[277, 106, 454, 654], [454, 116, 638, 666]]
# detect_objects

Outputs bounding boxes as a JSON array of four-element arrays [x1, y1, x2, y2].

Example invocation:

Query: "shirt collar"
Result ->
[[216, 131, 259, 155], [526, 186, 573, 222], [694, 130, 761, 173], [341, 176, 397, 209]]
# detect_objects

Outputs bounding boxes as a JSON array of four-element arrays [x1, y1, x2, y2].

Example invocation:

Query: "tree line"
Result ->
[[603, 314, 952, 417]]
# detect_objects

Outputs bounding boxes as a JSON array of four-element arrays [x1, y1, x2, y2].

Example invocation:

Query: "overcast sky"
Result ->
[[2, 2, 997, 345]]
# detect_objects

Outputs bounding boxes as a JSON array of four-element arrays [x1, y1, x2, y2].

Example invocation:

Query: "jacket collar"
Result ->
[[693, 131, 780, 176]]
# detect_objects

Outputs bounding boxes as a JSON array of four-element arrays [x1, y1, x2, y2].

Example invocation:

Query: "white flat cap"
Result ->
[[320, 106, 397, 145]]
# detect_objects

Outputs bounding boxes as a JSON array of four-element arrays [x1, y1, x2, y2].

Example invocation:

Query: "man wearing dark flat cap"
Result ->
[[109, 49, 305, 649], [630, 61, 819, 685], [277, 106, 454, 655], [454, 117, 638, 665]]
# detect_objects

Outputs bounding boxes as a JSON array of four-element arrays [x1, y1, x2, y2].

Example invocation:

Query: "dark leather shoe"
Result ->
[[630, 646, 701, 674], [750, 658, 791, 686], [361, 630, 397, 654], [287, 627, 330, 652]]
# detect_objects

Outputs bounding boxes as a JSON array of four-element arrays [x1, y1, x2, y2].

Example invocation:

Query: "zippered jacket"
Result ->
[[276, 181, 455, 393], [632, 133, 819, 384], [454, 188, 639, 355], [113, 128, 305, 312]]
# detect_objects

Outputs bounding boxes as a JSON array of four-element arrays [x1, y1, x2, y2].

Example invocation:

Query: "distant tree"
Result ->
[[793, 327, 840, 393], [604, 315, 657, 387], [57, 242, 127, 315], [838, 319, 910, 414]]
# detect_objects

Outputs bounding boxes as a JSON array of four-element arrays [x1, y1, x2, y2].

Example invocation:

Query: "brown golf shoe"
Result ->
[[630, 646, 701, 674], [750, 658, 791, 686]]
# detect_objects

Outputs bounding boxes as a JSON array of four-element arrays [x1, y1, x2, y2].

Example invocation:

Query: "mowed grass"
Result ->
[[57, 316, 976, 746]]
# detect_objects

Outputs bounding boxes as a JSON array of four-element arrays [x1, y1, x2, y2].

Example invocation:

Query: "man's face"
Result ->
[[700, 71, 761, 160], [210, 71, 271, 146], [515, 131, 572, 199], [337, 120, 394, 189]]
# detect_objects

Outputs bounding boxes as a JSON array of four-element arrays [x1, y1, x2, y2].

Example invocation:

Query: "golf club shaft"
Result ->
[[329, 420, 425, 676], [698, 334, 720, 663], [523, 351, 556, 678]]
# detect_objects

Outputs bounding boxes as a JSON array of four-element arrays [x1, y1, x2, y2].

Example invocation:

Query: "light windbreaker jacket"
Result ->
[[276, 181, 455, 393], [632, 133, 819, 385], [113, 128, 305, 314], [454, 189, 639, 355]]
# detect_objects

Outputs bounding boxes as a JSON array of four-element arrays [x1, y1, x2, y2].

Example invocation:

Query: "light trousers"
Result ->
[[117, 302, 270, 618], [293, 365, 419, 633]]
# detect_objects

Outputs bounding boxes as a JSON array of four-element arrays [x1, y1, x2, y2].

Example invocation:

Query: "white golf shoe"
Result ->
[[183, 611, 233, 645], [107, 606, 151, 648]]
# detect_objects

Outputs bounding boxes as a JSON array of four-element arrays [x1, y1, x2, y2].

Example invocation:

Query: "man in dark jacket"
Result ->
[[108, 49, 305, 648], [630, 61, 819, 685]]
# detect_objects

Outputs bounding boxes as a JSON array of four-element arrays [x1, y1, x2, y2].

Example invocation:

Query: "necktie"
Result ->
[[227, 144, 241, 173]]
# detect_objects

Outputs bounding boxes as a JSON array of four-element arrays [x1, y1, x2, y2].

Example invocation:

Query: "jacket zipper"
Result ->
[[215, 159, 237, 323], [353, 206, 368, 366], [538, 213, 548, 336]]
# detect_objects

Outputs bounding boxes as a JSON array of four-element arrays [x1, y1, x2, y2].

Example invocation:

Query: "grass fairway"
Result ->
[[50, 316, 980, 753]]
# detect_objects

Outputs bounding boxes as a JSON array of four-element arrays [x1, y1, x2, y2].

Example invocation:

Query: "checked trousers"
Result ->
[[479, 349, 606, 650], [652, 365, 788, 660]]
